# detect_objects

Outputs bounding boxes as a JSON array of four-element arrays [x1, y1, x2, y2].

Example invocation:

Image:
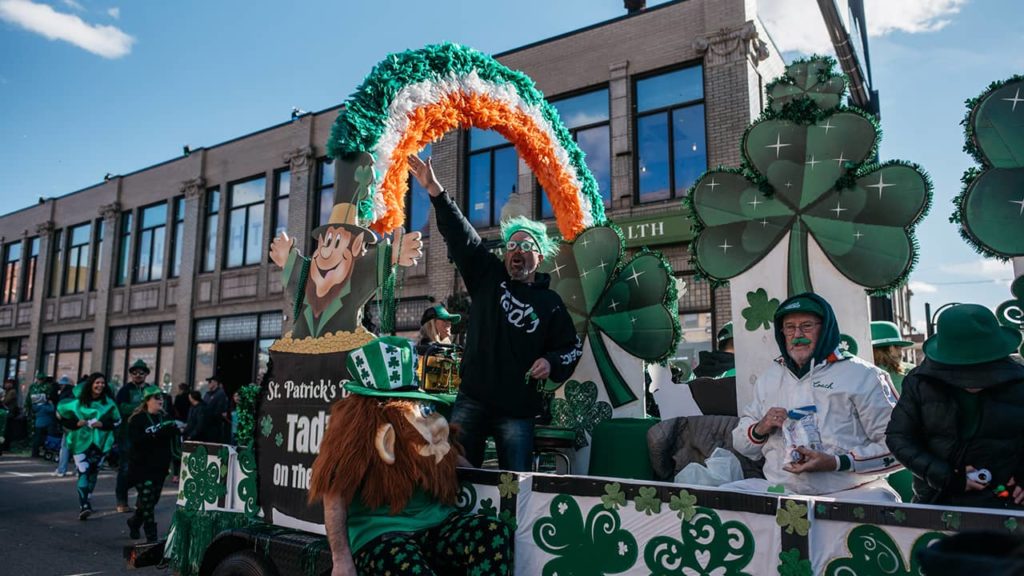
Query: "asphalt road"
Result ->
[[0, 454, 175, 576]]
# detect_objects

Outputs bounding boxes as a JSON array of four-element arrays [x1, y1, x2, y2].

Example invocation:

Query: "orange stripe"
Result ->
[[375, 91, 588, 240]]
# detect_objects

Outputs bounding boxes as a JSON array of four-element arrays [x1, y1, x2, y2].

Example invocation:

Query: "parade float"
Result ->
[[141, 48, 1024, 576]]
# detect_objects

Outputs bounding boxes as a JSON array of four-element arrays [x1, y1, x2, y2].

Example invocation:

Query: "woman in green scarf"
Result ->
[[57, 373, 120, 520], [126, 385, 181, 542]]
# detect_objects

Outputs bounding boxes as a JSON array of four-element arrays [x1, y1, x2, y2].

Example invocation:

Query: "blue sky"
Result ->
[[0, 0, 1020, 334]]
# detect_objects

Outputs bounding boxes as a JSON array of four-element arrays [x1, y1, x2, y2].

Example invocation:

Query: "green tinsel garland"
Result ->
[[165, 508, 257, 576], [234, 384, 261, 450]]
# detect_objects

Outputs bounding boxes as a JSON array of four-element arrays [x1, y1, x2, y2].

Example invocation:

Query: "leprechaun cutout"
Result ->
[[269, 152, 423, 339]]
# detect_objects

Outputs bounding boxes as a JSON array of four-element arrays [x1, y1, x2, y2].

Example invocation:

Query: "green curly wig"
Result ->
[[500, 216, 560, 259]]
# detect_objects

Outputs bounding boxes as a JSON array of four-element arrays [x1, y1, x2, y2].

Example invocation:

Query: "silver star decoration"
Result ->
[[748, 195, 762, 211], [608, 299, 620, 312], [830, 201, 848, 218], [866, 173, 895, 199], [833, 151, 848, 169], [1011, 197, 1024, 216], [706, 177, 720, 191], [854, 230, 864, 240], [767, 133, 792, 158], [580, 267, 591, 279], [806, 155, 820, 170], [718, 239, 733, 253], [550, 261, 566, 278], [759, 218, 769, 227], [818, 119, 835, 134], [1002, 87, 1024, 112], [626, 268, 646, 286]]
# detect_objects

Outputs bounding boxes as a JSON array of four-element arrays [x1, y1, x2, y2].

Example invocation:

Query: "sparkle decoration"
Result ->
[[953, 75, 1024, 258], [685, 57, 931, 296]]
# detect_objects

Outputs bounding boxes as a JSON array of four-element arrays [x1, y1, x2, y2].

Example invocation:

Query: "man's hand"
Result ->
[[529, 358, 551, 380], [407, 155, 443, 197], [269, 231, 295, 268], [783, 446, 838, 474], [754, 407, 788, 437], [1007, 477, 1024, 505], [963, 465, 989, 492], [391, 228, 423, 267]]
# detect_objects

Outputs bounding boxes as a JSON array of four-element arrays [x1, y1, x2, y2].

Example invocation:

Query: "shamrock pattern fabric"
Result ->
[[540, 225, 680, 407], [824, 525, 944, 576], [954, 75, 1024, 258], [687, 57, 931, 296]]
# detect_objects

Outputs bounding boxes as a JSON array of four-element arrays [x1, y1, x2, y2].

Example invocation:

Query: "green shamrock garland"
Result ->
[[686, 57, 931, 296], [533, 494, 638, 576], [540, 225, 681, 407], [996, 276, 1024, 355], [550, 380, 613, 449], [953, 75, 1024, 258], [644, 507, 755, 575], [824, 525, 944, 576]]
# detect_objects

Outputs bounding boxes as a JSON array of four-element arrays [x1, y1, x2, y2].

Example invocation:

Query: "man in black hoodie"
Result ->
[[886, 303, 1024, 508], [409, 154, 583, 472]]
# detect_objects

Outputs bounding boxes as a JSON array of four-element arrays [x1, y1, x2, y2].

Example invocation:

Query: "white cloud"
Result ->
[[913, 319, 927, 334], [61, 0, 83, 10], [106, 6, 118, 19], [758, 0, 968, 54], [0, 0, 134, 59], [908, 280, 938, 294], [938, 258, 1014, 282]]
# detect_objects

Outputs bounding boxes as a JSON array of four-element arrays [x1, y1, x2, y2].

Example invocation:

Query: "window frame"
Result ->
[[201, 187, 221, 273], [169, 196, 185, 278], [405, 144, 432, 237], [21, 237, 38, 302], [464, 129, 519, 229], [115, 211, 132, 287], [63, 222, 92, 295], [224, 175, 267, 269], [133, 201, 169, 284], [90, 219, 104, 291], [316, 158, 335, 229], [0, 241, 21, 304], [48, 228, 63, 297]]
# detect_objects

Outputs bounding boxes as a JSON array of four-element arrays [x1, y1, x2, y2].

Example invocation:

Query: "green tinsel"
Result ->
[[234, 384, 260, 450], [165, 508, 257, 576], [377, 242, 396, 335]]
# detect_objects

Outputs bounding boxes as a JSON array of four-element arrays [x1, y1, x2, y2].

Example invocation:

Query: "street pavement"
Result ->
[[0, 454, 175, 576]]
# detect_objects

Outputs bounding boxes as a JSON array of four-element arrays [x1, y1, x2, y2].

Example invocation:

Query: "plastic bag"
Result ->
[[674, 447, 744, 486], [782, 405, 824, 463]]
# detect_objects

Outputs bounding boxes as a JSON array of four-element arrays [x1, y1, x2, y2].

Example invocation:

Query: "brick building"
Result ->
[[0, 0, 785, 397]]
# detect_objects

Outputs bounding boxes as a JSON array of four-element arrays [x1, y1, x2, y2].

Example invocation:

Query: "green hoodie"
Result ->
[[773, 292, 843, 378]]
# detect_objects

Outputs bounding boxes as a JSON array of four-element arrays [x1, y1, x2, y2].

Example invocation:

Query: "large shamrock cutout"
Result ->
[[533, 494, 638, 576], [824, 525, 944, 576], [687, 57, 931, 296], [996, 276, 1024, 354], [953, 75, 1024, 258], [181, 445, 228, 512], [550, 380, 613, 449], [541, 225, 681, 407], [644, 507, 755, 576]]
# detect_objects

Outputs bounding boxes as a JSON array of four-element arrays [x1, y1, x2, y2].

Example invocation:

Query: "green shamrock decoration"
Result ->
[[634, 486, 663, 516], [776, 500, 810, 536], [1006, 517, 1019, 533], [953, 75, 1024, 258], [778, 548, 812, 576], [498, 473, 519, 498], [996, 276, 1024, 355], [891, 509, 907, 524], [601, 482, 626, 510], [852, 506, 865, 520], [260, 414, 273, 438], [499, 509, 517, 531], [181, 445, 228, 512], [824, 525, 944, 576], [668, 489, 698, 522], [478, 498, 497, 519], [236, 447, 259, 517], [645, 507, 755, 575], [687, 57, 931, 296], [741, 288, 780, 331], [550, 380, 613, 449], [540, 225, 681, 407], [274, 432, 284, 447], [533, 494, 638, 576], [455, 481, 478, 513], [941, 510, 962, 531]]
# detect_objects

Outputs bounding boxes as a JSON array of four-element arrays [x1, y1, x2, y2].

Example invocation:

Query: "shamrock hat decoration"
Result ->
[[344, 336, 449, 404], [953, 75, 1024, 258], [686, 57, 932, 296]]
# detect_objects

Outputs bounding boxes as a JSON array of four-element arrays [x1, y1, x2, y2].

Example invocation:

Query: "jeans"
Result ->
[[56, 440, 70, 474], [450, 392, 534, 472]]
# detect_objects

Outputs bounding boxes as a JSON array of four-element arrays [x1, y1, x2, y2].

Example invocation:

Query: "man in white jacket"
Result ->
[[727, 293, 901, 500]]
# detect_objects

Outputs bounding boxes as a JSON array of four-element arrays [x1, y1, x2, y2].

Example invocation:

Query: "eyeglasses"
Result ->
[[505, 239, 538, 253], [782, 322, 821, 335]]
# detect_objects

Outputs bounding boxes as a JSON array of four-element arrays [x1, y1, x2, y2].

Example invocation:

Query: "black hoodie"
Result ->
[[431, 192, 583, 418]]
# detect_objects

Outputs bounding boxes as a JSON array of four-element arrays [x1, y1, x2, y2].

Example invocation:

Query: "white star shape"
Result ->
[[760, 218, 769, 227], [748, 196, 762, 211], [581, 237, 591, 248], [866, 173, 895, 199], [830, 201, 848, 218], [818, 119, 836, 134], [767, 133, 792, 158], [833, 151, 848, 169], [608, 299, 620, 312], [597, 259, 609, 271], [550, 261, 566, 278], [580, 267, 591, 279], [1003, 87, 1024, 112], [806, 155, 820, 170], [626, 268, 645, 286], [718, 239, 733, 253], [630, 316, 638, 325], [1011, 197, 1024, 216], [854, 230, 864, 240], [706, 178, 720, 191], [785, 181, 793, 188]]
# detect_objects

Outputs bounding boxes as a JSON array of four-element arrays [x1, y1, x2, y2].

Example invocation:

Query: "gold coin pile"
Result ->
[[269, 327, 375, 354]]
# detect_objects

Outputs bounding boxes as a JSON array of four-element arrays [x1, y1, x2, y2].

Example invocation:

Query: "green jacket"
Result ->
[[57, 392, 120, 454]]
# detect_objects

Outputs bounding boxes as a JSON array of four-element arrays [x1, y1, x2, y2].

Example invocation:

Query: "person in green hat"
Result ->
[[416, 303, 462, 354], [24, 371, 53, 423], [57, 372, 120, 520], [309, 336, 512, 576], [729, 292, 901, 499], [125, 385, 182, 542], [886, 303, 1024, 509], [871, 321, 916, 393], [694, 322, 736, 378], [114, 359, 152, 512]]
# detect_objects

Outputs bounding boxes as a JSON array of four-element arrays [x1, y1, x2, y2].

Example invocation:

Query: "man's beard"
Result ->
[[305, 271, 345, 317]]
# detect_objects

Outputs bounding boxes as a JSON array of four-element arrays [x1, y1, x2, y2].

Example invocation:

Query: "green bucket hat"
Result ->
[[421, 304, 462, 326], [343, 336, 451, 405], [871, 321, 913, 348], [924, 304, 1023, 365], [716, 322, 734, 345], [129, 359, 151, 375]]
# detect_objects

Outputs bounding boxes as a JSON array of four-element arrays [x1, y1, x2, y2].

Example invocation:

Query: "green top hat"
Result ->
[[871, 321, 913, 348], [129, 359, 151, 375], [343, 336, 451, 405], [716, 322, 734, 344], [421, 304, 462, 326], [924, 304, 1022, 365], [311, 152, 378, 244]]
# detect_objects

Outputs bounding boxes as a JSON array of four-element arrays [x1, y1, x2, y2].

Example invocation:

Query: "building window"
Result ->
[[635, 65, 706, 203], [116, 211, 132, 287], [225, 176, 266, 268], [49, 229, 63, 297], [0, 338, 27, 384], [406, 144, 431, 236], [673, 269, 716, 372], [22, 237, 38, 302], [540, 88, 612, 218], [108, 323, 174, 391], [192, 312, 283, 391], [91, 219, 104, 291], [62, 223, 91, 295], [273, 169, 290, 237], [135, 203, 168, 283], [202, 188, 220, 273], [169, 197, 184, 278], [466, 128, 519, 229], [1, 242, 21, 304], [316, 159, 335, 227], [42, 330, 93, 381]]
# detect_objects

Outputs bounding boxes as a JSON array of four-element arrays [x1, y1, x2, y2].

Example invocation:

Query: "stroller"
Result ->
[[42, 433, 62, 461]]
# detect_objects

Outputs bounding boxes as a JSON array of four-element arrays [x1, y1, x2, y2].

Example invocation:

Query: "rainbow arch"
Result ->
[[327, 43, 607, 240]]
